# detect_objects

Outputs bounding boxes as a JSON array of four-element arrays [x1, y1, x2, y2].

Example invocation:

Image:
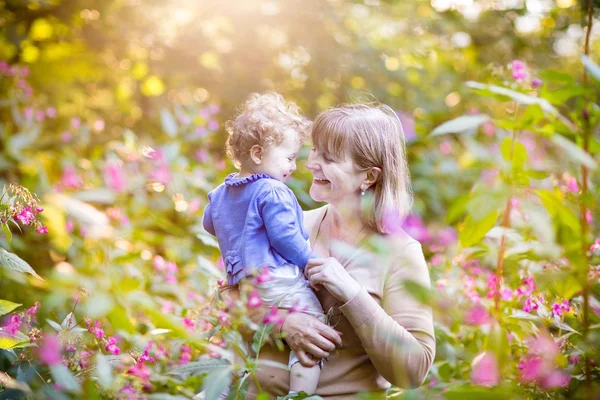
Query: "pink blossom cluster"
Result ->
[[0, 62, 33, 96], [589, 238, 600, 254], [153, 255, 179, 284], [105, 336, 120, 355], [11, 205, 48, 234], [86, 319, 105, 338], [103, 162, 127, 192], [511, 60, 528, 82], [471, 352, 500, 387], [263, 305, 285, 326], [523, 294, 545, 313], [38, 334, 62, 366], [147, 148, 172, 185], [518, 334, 571, 389], [179, 344, 192, 364], [551, 300, 571, 316]]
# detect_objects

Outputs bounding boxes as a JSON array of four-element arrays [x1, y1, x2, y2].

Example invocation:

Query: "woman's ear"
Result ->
[[363, 167, 381, 190], [249, 145, 263, 165]]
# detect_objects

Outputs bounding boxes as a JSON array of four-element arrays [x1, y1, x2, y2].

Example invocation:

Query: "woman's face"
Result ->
[[305, 146, 366, 205]]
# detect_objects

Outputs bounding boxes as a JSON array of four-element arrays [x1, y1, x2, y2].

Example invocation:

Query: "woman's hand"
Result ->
[[281, 312, 343, 367], [305, 258, 362, 303]]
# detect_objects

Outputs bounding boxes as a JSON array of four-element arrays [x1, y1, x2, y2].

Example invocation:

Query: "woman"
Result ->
[[220, 103, 435, 398]]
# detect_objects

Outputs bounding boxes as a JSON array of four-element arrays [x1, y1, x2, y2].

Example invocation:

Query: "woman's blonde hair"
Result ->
[[225, 92, 312, 167], [312, 103, 413, 234]]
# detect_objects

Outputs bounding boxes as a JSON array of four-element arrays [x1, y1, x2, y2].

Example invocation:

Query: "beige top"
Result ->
[[247, 205, 436, 398]]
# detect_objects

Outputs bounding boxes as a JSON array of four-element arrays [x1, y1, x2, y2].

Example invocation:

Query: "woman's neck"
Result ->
[[326, 202, 367, 241]]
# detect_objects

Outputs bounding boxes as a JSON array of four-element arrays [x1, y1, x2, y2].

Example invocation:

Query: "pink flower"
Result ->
[[38, 334, 62, 366], [161, 301, 174, 314], [465, 305, 491, 325], [196, 149, 208, 162], [516, 276, 535, 298], [139, 348, 155, 364], [246, 290, 263, 309], [79, 351, 91, 368], [255, 267, 273, 284], [552, 302, 563, 316], [149, 165, 171, 185], [482, 121, 496, 136], [207, 120, 219, 131], [153, 255, 166, 271], [263, 306, 285, 326], [195, 126, 207, 137], [119, 382, 137, 395], [569, 355, 580, 365], [105, 336, 120, 355], [24, 107, 34, 120], [35, 110, 45, 122], [208, 104, 220, 114], [565, 177, 579, 193], [436, 227, 457, 245], [511, 60, 528, 81], [531, 78, 543, 88], [523, 296, 539, 313], [60, 166, 82, 189], [36, 225, 48, 234], [34, 207, 43, 214], [217, 310, 230, 326], [519, 356, 544, 382], [7, 315, 22, 335], [92, 118, 105, 132], [15, 207, 35, 225], [127, 362, 151, 381], [104, 162, 127, 192], [71, 117, 81, 129], [45, 107, 57, 118], [540, 370, 570, 389], [27, 301, 40, 317], [590, 238, 600, 253], [471, 352, 500, 387], [183, 318, 195, 329]]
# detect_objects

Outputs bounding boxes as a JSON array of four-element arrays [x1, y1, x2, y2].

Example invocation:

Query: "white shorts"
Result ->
[[255, 264, 325, 367]]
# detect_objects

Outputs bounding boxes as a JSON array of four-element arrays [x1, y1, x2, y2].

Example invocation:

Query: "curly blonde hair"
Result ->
[[225, 92, 312, 167]]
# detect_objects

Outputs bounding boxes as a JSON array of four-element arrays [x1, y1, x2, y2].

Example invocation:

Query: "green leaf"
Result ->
[[60, 312, 77, 330], [160, 108, 178, 137], [83, 292, 114, 318], [2, 224, 12, 245], [49, 364, 82, 393], [466, 81, 556, 114], [167, 358, 230, 378], [146, 395, 190, 400], [201, 366, 233, 400], [535, 190, 580, 232], [550, 135, 597, 170], [500, 138, 527, 170], [445, 193, 470, 224], [0, 299, 21, 316], [459, 210, 498, 248], [0, 328, 30, 350], [46, 319, 63, 332], [402, 280, 436, 306], [430, 114, 489, 136], [539, 69, 574, 83], [444, 384, 513, 400], [0, 248, 43, 280], [93, 354, 113, 389], [581, 55, 600, 83]]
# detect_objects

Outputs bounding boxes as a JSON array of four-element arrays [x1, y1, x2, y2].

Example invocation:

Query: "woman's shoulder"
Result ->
[[303, 205, 328, 232], [374, 229, 429, 280]]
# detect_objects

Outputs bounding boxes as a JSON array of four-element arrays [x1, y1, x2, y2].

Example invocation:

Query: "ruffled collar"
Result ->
[[224, 173, 273, 187]]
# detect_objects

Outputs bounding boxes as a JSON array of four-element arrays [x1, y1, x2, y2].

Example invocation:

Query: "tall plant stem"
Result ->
[[494, 124, 518, 314], [581, 0, 594, 395]]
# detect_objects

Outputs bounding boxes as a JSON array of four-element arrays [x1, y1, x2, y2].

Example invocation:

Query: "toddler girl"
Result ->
[[202, 92, 324, 395]]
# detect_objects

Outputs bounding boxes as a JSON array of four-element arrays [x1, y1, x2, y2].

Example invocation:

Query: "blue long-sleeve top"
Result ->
[[202, 173, 314, 285]]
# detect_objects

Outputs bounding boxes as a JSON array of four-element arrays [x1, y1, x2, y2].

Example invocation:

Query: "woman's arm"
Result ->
[[339, 241, 435, 389]]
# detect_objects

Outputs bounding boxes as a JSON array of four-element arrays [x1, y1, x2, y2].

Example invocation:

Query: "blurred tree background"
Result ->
[[0, 0, 599, 399]]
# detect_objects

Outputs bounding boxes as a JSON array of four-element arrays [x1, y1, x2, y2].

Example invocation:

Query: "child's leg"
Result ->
[[288, 351, 321, 394]]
